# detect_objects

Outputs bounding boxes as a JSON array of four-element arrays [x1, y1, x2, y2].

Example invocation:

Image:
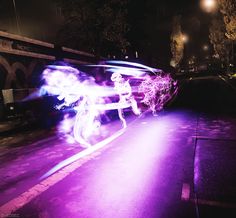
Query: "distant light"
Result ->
[[182, 34, 188, 43], [125, 56, 129, 59], [135, 51, 139, 58], [203, 45, 209, 51], [201, 0, 217, 13]]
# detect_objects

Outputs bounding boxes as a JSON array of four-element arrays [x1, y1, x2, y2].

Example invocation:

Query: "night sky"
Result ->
[[0, 0, 212, 67]]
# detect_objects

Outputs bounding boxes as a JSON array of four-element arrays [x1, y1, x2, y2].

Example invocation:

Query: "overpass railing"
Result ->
[[0, 30, 97, 64]]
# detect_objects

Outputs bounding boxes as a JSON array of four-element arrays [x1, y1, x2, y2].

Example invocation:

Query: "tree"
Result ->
[[170, 16, 184, 68], [218, 0, 236, 40], [209, 15, 228, 62], [55, 0, 129, 56]]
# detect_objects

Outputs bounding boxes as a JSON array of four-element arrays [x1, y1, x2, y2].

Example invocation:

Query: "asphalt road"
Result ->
[[1, 75, 236, 218]]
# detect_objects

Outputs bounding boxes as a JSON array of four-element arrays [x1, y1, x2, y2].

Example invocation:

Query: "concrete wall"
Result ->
[[0, 30, 97, 90], [0, 31, 98, 120], [0, 55, 47, 89]]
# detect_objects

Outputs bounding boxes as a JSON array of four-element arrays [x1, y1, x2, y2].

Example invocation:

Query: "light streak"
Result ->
[[39, 61, 177, 147], [105, 60, 161, 73], [40, 65, 135, 147], [41, 128, 125, 179], [88, 60, 162, 76], [88, 64, 148, 77]]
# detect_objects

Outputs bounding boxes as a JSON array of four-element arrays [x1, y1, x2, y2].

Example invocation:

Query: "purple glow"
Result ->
[[59, 114, 74, 133], [105, 60, 161, 73], [39, 61, 177, 148], [40, 65, 133, 147], [88, 60, 162, 77], [89, 64, 148, 77], [41, 128, 125, 179], [41, 66, 101, 147], [89, 61, 177, 115], [68, 116, 173, 218], [139, 74, 177, 114], [111, 72, 140, 127]]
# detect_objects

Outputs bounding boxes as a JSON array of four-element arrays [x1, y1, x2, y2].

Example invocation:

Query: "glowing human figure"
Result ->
[[39, 63, 177, 148], [139, 74, 175, 115], [73, 95, 100, 147], [153, 74, 173, 111], [111, 72, 140, 128], [42, 67, 82, 110], [139, 75, 158, 116], [73, 79, 101, 147], [41, 66, 101, 147]]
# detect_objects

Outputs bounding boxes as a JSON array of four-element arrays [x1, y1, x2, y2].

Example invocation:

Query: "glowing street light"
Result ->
[[203, 45, 209, 51], [182, 34, 188, 43], [200, 0, 218, 13]]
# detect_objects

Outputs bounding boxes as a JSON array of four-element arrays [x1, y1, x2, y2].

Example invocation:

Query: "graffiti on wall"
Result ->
[[0, 55, 46, 89]]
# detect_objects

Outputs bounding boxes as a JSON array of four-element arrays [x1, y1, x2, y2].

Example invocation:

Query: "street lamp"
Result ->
[[12, 0, 21, 34], [203, 45, 209, 51], [182, 34, 188, 43], [200, 0, 218, 13]]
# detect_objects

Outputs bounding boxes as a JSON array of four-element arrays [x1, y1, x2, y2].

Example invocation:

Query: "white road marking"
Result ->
[[0, 129, 124, 218]]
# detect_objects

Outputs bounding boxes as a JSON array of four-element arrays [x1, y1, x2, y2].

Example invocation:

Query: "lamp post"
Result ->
[[182, 34, 189, 71], [12, 0, 21, 34]]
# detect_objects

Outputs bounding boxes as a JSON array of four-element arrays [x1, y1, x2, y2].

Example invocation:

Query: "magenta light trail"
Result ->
[[41, 128, 125, 179], [105, 60, 161, 73], [39, 61, 177, 180], [88, 60, 163, 76], [40, 65, 136, 147], [39, 61, 177, 148], [88, 64, 148, 77]]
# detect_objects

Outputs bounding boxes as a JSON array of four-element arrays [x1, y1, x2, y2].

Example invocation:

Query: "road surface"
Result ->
[[1, 75, 236, 218]]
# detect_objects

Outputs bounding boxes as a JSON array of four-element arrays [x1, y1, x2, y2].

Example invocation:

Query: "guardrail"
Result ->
[[0, 31, 97, 64]]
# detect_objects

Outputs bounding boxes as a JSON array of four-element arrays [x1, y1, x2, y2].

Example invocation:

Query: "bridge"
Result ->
[[0, 31, 100, 119], [0, 30, 97, 90]]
